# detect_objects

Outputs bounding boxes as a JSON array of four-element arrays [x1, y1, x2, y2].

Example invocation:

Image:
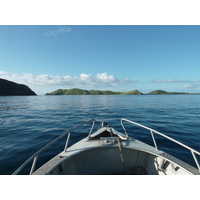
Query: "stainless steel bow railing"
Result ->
[[12, 119, 96, 175], [121, 118, 200, 171]]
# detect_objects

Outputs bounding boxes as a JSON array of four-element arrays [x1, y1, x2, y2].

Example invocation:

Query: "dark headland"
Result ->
[[0, 78, 37, 96]]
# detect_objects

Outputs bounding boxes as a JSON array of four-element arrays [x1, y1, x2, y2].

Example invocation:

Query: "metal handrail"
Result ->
[[12, 119, 96, 175], [121, 118, 200, 171]]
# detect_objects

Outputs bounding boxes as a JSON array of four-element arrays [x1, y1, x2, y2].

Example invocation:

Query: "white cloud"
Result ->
[[183, 82, 200, 90], [0, 71, 138, 88], [97, 72, 119, 83], [44, 27, 72, 37], [0, 71, 11, 76], [150, 79, 200, 91], [151, 79, 192, 83], [183, 84, 192, 88], [120, 78, 139, 84]]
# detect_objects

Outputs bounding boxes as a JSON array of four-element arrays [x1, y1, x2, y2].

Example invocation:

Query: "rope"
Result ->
[[117, 139, 129, 175], [117, 138, 147, 175]]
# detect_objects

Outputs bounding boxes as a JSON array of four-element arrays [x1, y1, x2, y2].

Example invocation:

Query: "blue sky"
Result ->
[[1, 25, 200, 95]]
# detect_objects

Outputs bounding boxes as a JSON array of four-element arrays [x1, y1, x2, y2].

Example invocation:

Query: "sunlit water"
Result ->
[[1, 95, 200, 174]]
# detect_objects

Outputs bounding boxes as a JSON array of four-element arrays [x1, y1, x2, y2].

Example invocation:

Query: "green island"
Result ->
[[46, 88, 200, 95], [1, 78, 200, 96], [46, 88, 143, 95], [148, 90, 189, 95], [46, 88, 196, 95]]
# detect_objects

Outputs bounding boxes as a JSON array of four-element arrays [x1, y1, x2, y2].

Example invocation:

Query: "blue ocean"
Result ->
[[1, 95, 200, 175]]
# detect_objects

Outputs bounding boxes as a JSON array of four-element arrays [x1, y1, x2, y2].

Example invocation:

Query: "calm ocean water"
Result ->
[[1, 95, 200, 175]]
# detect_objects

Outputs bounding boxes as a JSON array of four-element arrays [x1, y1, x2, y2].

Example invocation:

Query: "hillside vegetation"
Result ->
[[46, 88, 143, 95], [122, 90, 142, 95], [148, 90, 189, 95], [46, 88, 193, 95]]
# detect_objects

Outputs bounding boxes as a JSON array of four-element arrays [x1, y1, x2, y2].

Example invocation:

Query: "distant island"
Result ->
[[148, 90, 189, 95], [46, 88, 196, 95], [1, 77, 198, 96], [0, 78, 37, 96], [46, 88, 143, 95]]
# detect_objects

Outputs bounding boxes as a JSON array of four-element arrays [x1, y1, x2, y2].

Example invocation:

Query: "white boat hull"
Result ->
[[33, 127, 199, 175], [13, 119, 200, 175]]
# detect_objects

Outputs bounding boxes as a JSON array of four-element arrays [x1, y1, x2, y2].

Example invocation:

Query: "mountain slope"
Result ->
[[0, 78, 37, 96], [123, 90, 143, 95]]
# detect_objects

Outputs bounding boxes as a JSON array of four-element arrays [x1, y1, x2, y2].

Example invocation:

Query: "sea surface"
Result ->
[[0, 95, 200, 175]]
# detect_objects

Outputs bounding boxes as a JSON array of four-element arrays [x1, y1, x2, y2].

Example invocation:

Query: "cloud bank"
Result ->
[[0, 71, 138, 88], [151, 79, 200, 91], [183, 82, 200, 90], [151, 79, 192, 83], [44, 27, 72, 37]]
